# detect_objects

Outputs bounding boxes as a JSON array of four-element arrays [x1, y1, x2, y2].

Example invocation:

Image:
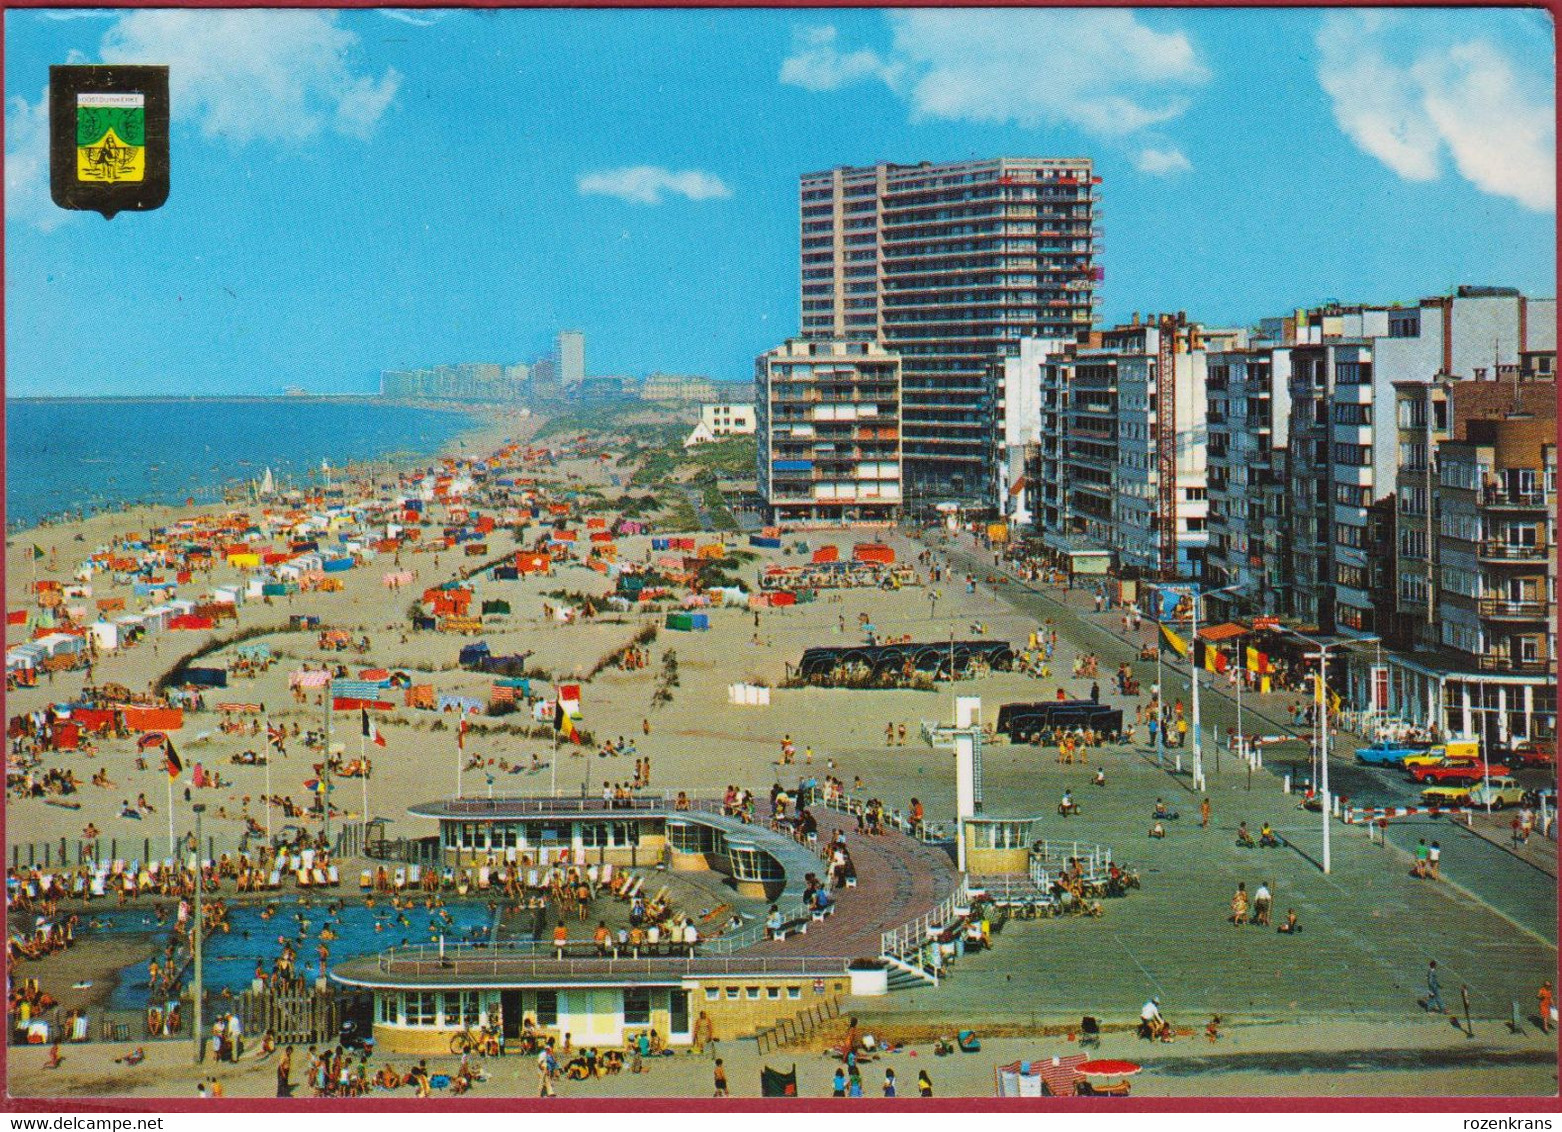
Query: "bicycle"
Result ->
[[449, 1025, 497, 1056]]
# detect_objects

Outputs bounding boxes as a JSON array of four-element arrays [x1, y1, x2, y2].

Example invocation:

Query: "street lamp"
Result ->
[[191, 802, 206, 1064], [1281, 630, 1379, 875]]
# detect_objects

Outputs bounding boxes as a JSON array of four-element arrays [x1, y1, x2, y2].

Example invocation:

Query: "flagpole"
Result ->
[[550, 724, 558, 798], [359, 727, 368, 829], [167, 772, 176, 858], [323, 690, 332, 847], [264, 745, 272, 845], [455, 719, 463, 799]]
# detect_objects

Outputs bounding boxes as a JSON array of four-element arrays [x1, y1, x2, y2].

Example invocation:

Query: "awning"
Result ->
[[1198, 622, 1249, 642]]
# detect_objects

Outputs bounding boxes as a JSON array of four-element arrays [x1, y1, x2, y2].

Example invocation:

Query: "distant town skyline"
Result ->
[[5, 7, 1554, 397]]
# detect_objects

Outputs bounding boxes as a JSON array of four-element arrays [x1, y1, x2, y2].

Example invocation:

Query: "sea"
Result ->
[[4, 398, 477, 532]]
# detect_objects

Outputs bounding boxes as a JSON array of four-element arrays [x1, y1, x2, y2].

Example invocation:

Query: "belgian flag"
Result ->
[[1159, 624, 1189, 657]]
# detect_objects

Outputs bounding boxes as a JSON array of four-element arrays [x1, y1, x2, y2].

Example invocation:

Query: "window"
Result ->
[[535, 990, 558, 1027], [745, 987, 761, 1000], [406, 992, 437, 1026], [1332, 402, 1372, 426], [449, 991, 482, 1028], [624, 988, 651, 1026], [1388, 310, 1421, 338], [787, 986, 802, 1000], [378, 995, 397, 1025], [767, 987, 782, 1000], [1335, 523, 1366, 549], [725, 987, 740, 1000], [1335, 361, 1371, 384]]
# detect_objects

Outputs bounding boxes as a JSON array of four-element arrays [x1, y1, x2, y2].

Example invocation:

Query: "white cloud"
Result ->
[[781, 11, 1208, 139], [1317, 12, 1554, 211], [1133, 147, 1192, 176], [779, 25, 900, 93], [378, 10, 445, 27], [5, 91, 71, 233], [99, 10, 400, 145], [8, 10, 402, 231], [577, 166, 732, 206]]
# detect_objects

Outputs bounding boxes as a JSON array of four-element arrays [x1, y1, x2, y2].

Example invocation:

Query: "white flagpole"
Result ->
[[265, 748, 272, 844], [455, 719, 463, 799], [360, 727, 369, 828], [166, 773, 176, 859]]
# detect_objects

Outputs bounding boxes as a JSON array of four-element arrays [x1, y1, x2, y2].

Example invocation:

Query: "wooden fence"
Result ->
[[754, 995, 841, 1055]]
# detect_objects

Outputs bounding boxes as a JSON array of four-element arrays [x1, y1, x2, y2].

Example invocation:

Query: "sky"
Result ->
[[4, 7, 1555, 397]]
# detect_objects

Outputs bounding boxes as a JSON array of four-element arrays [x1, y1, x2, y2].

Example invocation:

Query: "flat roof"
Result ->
[[331, 949, 846, 990]]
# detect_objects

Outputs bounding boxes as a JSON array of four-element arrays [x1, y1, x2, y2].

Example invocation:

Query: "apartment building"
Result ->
[[799, 157, 1099, 507], [1383, 395, 1558, 745], [755, 338, 902, 524], [1203, 342, 1292, 620], [685, 402, 757, 448]]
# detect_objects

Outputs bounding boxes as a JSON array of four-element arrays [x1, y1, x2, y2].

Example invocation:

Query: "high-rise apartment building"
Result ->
[[755, 338, 902, 524], [799, 158, 1099, 507], [558, 330, 586, 388]]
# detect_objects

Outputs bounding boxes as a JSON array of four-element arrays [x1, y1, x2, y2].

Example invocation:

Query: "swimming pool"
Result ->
[[94, 896, 499, 1009]]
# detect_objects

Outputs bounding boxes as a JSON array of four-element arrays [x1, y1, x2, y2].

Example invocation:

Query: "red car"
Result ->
[[1412, 759, 1510, 785], [1509, 740, 1556, 769]]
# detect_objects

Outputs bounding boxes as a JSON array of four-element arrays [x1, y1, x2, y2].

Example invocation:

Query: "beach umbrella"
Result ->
[[1074, 1059, 1142, 1078]]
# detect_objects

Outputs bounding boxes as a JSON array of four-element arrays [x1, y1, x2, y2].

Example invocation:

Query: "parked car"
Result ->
[[1355, 741, 1429, 767], [1401, 738, 1481, 771], [1412, 759, 1511, 786], [1507, 739, 1556, 769], [1420, 783, 1472, 806], [1467, 777, 1527, 810]]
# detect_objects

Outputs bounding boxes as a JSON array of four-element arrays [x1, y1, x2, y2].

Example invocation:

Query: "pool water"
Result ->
[[95, 896, 498, 1009]]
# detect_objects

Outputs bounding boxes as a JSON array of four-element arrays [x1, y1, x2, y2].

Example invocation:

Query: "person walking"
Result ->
[[1200, 797, 1211, 828], [917, 1069, 933, 1097], [276, 1045, 293, 1098], [1426, 960, 1446, 1014], [1428, 841, 1442, 881], [883, 1067, 897, 1097], [713, 1057, 728, 1097], [1538, 980, 1553, 1034]]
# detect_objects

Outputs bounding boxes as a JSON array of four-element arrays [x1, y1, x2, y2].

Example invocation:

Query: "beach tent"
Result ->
[[89, 621, 118, 652]]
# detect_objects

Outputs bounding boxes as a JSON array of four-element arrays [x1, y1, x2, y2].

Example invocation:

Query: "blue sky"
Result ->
[[5, 7, 1555, 396]]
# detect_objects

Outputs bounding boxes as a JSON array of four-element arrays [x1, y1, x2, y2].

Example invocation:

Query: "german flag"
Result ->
[[164, 739, 183, 781]]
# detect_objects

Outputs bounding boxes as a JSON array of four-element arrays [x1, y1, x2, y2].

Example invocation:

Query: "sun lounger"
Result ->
[[598, 863, 614, 887], [326, 865, 339, 886], [407, 865, 422, 887], [267, 869, 282, 889], [89, 872, 106, 899], [296, 869, 311, 887], [477, 867, 490, 889], [359, 871, 373, 889], [312, 868, 327, 886]]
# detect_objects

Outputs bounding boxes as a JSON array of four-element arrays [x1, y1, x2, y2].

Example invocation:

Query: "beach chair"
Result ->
[[326, 865, 339, 886], [296, 869, 311, 887], [525, 869, 540, 890], [312, 868, 328, 886], [393, 868, 407, 890], [288, 854, 302, 873], [89, 871, 106, 899], [359, 871, 373, 889], [477, 867, 490, 890], [587, 864, 600, 886], [110, 859, 126, 877], [70, 875, 85, 898], [598, 863, 614, 888], [407, 865, 422, 888], [267, 869, 282, 890]]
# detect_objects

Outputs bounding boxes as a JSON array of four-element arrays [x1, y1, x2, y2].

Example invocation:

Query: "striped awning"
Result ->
[[1198, 622, 1249, 642]]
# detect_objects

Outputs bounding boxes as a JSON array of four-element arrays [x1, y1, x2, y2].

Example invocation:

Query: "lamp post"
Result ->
[[191, 802, 206, 1064], [1189, 583, 1244, 792], [1282, 630, 1378, 874]]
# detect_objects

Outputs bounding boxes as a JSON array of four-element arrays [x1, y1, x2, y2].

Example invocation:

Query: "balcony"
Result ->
[[1477, 597, 1550, 621], [1478, 541, 1549, 563], [1481, 488, 1549, 510], [1477, 654, 1555, 674]]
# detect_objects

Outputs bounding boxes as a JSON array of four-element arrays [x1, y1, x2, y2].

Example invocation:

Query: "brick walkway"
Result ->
[[755, 808, 959, 959]]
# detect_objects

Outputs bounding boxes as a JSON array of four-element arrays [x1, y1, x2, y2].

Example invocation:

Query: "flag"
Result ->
[[1194, 639, 1227, 674], [32, 545, 45, 561], [555, 683, 582, 742], [458, 716, 469, 750], [1159, 624, 1189, 657], [362, 709, 386, 748], [164, 739, 182, 781]]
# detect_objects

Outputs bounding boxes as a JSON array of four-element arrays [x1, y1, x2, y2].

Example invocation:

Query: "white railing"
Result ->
[[878, 877, 969, 983]]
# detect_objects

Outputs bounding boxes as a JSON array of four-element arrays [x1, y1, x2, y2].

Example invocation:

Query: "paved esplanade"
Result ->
[[863, 530, 1558, 1033]]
